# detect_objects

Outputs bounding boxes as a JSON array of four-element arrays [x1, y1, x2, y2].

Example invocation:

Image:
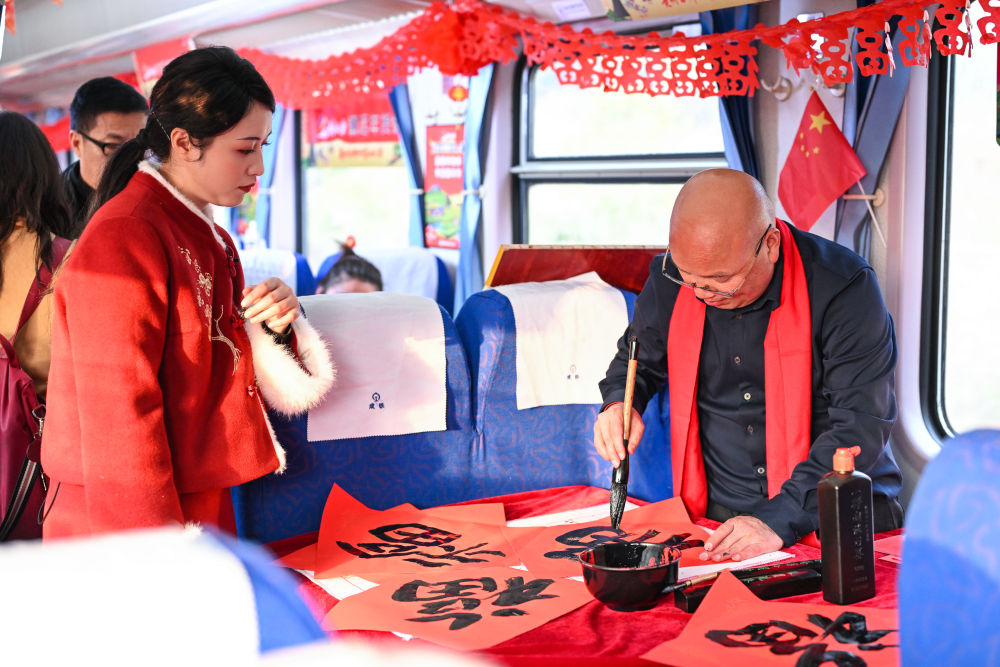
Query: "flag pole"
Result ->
[[843, 181, 887, 248]]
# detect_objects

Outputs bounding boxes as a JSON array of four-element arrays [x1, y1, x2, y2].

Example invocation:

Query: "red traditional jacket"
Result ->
[[42, 162, 334, 535]]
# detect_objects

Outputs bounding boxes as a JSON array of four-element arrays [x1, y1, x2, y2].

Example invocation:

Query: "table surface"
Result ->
[[267, 486, 901, 667]]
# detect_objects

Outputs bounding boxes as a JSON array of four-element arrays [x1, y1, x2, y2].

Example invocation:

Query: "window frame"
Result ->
[[512, 50, 728, 244]]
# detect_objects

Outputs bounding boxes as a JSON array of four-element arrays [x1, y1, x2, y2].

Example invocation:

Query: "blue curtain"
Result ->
[[454, 64, 495, 314], [834, 7, 911, 257], [389, 84, 426, 248], [700, 6, 760, 180], [230, 103, 285, 247]]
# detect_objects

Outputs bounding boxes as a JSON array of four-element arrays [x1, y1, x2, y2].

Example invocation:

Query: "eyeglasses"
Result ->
[[661, 223, 773, 298], [77, 130, 125, 157]]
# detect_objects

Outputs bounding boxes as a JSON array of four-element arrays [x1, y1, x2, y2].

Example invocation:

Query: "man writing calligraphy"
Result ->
[[594, 169, 903, 561]]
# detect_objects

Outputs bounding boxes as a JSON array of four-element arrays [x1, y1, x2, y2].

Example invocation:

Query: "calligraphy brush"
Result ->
[[610, 335, 639, 530], [661, 558, 824, 595]]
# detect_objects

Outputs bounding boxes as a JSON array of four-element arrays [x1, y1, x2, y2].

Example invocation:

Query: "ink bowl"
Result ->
[[578, 542, 681, 611]]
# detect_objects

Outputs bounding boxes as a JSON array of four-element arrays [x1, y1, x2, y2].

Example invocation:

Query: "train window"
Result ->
[[937, 14, 1000, 433], [300, 112, 410, 272], [515, 64, 727, 244]]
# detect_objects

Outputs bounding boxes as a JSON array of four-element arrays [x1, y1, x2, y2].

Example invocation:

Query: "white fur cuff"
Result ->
[[246, 316, 335, 417]]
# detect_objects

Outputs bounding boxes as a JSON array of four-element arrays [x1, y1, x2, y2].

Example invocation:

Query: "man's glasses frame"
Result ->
[[661, 223, 773, 298], [77, 129, 124, 157]]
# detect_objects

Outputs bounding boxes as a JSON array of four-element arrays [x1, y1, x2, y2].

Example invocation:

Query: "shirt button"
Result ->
[[743, 392, 752, 401], [746, 425, 754, 434], [756, 466, 766, 476], [736, 314, 743, 320], [734, 356, 742, 365], [247, 385, 256, 397]]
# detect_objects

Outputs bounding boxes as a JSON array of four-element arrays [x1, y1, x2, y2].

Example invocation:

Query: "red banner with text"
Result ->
[[424, 124, 464, 249]]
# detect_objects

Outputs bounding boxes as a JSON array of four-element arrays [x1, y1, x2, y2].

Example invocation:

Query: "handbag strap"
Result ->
[[11, 237, 71, 342]]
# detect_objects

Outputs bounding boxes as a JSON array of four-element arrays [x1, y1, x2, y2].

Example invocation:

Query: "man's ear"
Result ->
[[765, 226, 781, 262], [169, 127, 200, 161], [69, 131, 84, 159]]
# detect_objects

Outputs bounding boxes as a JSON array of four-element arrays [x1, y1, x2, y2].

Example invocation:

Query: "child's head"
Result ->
[[317, 245, 383, 294], [94, 47, 275, 211]]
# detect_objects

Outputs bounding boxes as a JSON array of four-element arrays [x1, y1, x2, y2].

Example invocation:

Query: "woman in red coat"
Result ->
[[41, 47, 334, 538]]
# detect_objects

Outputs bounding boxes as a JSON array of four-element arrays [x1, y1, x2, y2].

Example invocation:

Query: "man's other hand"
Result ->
[[593, 403, 644, 467], [698, 515, 782, 562]]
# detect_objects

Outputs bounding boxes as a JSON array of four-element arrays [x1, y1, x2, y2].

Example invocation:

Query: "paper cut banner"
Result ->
[[315, 485, 520, 579], [515, 496, 722, 578], [324, 566, 593, 650], [643, 571, 899, 666]]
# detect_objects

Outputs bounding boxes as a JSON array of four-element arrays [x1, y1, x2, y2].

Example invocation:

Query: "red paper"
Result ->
[[324, 566, 593, 650], [643, 570, 899, 666], [777, 91, 866, 231], [515, 497, 721, 578], [874, 534, 904, 556], [315, 485, 518, 579], [276, 498, 506, 573]]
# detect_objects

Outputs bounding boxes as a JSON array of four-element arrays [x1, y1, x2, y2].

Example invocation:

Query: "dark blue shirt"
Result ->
[[599, 223, 902, 545]]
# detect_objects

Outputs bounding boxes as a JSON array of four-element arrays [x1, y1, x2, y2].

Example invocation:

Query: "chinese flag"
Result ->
[[3, 0, 15, 35], [778, 91, 865, 231]]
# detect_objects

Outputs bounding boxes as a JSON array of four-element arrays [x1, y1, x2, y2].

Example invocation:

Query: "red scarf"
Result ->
[[666, 219, 812, 518]]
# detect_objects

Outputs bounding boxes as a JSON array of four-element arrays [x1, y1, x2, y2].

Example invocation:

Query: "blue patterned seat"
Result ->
[[454, 287, 672, 501], [232, 303, 482, 544], [898, 429, 1000, 664]]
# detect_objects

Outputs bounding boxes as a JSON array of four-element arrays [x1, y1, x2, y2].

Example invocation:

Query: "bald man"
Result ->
[[595, 169, 903, 561]]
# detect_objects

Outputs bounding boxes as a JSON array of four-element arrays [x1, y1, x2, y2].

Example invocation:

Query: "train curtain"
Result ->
[[389, 84, 426, 249], [699, 4, 760, 180], [835, 5, 913, 258], [455, 64, 495, 313], [229, 104, 285, 247]]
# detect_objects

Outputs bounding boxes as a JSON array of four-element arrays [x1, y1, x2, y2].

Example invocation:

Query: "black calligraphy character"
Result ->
[[543, 526, 660, 560], [393, 577, 497, 630], [490, 576, 556, 617], [794, 644, 867, 667], [706, 620, 817, 653], [337, 523, 506, 568], [808, 612, 896, 650], [394, 576, 557, 630]]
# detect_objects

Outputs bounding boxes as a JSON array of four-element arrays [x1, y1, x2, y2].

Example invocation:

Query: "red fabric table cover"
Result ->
[[266, 486, 900, 666]]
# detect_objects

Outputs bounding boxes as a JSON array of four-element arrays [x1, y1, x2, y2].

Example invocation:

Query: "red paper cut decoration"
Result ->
[[642, 570, 899, 666], [324, 566, 593, 650], [229, 0, 998, 110], [777, 91, 866, 231]]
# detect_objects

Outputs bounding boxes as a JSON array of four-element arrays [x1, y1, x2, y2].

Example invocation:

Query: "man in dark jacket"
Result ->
[[63, 77, 147, 236], [595, 169, 903, 562]]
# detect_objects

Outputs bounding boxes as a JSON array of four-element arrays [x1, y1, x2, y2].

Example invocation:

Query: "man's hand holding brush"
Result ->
[[594, 403, 645, 467]]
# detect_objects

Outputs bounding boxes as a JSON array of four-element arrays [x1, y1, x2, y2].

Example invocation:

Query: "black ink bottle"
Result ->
[[818, 446, 876, 605]]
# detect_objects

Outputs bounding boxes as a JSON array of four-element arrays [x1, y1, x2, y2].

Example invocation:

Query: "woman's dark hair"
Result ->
[[0, 111, 73, 291], [93, 46, 276, 212], [319, 244, 383, 292]]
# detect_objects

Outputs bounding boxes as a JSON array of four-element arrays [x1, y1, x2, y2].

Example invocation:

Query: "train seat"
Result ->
[[240, 247, 317, 297], [454, 273, 671, 500], [317, 247, 454, 314], [233, 292, 482, 544], [0, 526, 328, 661], [898, 429, 1000, 664]]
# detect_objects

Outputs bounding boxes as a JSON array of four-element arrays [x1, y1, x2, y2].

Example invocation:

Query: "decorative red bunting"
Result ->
[[236, 0, 996, 110]]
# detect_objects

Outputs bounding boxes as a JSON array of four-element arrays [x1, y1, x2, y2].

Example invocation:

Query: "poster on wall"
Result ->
[[424, 124, 464, 249], [303, 99, 400, 168]]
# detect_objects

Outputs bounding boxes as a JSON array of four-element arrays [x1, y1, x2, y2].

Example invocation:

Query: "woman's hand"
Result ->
[[241, 277, 299, 333]]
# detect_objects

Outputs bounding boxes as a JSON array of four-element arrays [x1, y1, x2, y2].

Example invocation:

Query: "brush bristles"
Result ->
[[609, 483, 627, 530]]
